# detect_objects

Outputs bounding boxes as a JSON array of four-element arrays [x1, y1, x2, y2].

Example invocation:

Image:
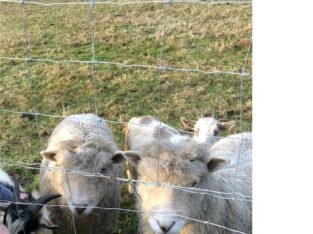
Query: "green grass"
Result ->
[[0, 2, 252, 233]]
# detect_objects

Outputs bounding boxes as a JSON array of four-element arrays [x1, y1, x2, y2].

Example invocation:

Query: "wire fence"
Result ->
[[0, 0, 252, 233]]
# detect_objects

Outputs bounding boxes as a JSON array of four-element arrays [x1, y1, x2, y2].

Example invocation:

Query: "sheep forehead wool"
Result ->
[[137, 139, 208, 186], [54, 144, 114, 172], [195, 117, 219, 129], [194, 117, 220, 142], [126, 116, 180, 153], [131, 116, 179, 136], [136, 115, 154, 125], [48, 114, 118, 152]]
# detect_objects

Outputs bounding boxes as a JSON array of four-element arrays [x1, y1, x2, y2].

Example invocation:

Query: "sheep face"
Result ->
[[41, 143, 124, 217], [125, 141, 227, 233], [181, 116, 235, 145], [194, 117, 221, 143]]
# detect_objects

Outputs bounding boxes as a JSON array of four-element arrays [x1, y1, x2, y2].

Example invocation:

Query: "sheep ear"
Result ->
[[121, 151, 141, 166], [40, 217, 59, 230], [207, 157, 228, 172], [40, 149, 58, 161], [112, 151, 127, 164], [218, 120, 235, 131], [180, 117, 194, 130]]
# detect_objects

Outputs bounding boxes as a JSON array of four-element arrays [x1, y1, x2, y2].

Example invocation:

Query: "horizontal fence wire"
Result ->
[[0, 56, 251, 77], [0, 157, 252, 201], [0, 0, 252, 6], [0, 200, 248, 234], [0, 109, 251, 140]]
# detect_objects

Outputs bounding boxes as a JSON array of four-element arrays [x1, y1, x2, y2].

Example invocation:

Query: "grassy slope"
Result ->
[[0, 2, 251, 233]]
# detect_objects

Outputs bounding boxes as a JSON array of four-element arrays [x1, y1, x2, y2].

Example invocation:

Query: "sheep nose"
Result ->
[[73, 204, 87, 215], [157, 220, 176, 233]]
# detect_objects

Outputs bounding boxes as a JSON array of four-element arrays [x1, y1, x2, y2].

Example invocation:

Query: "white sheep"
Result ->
[[180, 114, 235, 147], [39, 114, 129, 234], [123, 116, 252, 234], [209, 132, 252, 170], [124, 116, 180, 193], [125, 115, 181, 151]]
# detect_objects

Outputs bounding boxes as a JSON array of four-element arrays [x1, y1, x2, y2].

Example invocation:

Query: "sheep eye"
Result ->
[[213, 128, 220, 136], [100, 167, 106, 173], [68, 149, 76, 154], [191, 182, 198, 188]]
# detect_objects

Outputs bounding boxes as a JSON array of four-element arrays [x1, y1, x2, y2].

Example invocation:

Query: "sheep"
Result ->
[[39, 113, 130, 234], [181, 114, 251, 172], [123, 117, 252, 234], [180, 114, 235, 147], [124, 116, 180, 193], [1, 168, 61, 234], [209, 132, 252, 169], [125, 116, 181, 151]]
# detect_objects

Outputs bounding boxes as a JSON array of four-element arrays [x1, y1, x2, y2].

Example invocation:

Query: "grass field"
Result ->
[[0, 1, 252, 233]]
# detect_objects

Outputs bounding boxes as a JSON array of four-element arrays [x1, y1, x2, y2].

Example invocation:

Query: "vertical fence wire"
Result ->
[[231, 39, 252, 198], [88, 0, 99, 115], [19, 0, 48, 176], [66, 170, 78, 234], [156, 0, 169, 184], [19, 0, 36, 112]]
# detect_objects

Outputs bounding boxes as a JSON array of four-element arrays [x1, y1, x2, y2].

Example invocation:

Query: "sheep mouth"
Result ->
[[72, 210, 91, 217]]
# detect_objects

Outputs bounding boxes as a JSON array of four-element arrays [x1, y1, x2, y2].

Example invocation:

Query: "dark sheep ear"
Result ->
[[207, 157, 228, 172], [180, 117, 194, 130], [119, 151, 142, 166], [112, 151, 127, 164], [217, 120, 235, 131], [40, 149, 58, 161]]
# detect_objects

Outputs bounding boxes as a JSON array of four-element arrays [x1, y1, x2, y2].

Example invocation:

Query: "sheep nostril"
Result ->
[[73, 204, 87, 215], [157, 220, 176, 233], [160, 226, 167, 233]]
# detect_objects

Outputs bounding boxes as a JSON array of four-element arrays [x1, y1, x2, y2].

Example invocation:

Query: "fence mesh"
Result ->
[[0, 0, 252, 233]]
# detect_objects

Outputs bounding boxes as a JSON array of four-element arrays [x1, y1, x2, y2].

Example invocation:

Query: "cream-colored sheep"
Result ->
[[124, 116, 180, 193], [39, 114, 127, 234], [180, 115, 235, 147], [124, 116, 252, 234]]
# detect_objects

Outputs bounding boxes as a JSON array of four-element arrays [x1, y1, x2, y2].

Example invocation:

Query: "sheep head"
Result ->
[[123, 138, 228, 234], [40, 140, 129, 217], [180, 116, 235, 144]]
